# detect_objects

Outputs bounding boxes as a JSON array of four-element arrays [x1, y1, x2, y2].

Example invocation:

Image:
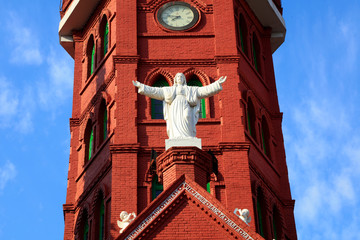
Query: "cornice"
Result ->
[[69, 118, 80, 128], [215, 55, 241, 63], [109, 143, 141, 154], [139, 58, 216, 66], [219, 142, 250, 152], [113, 55, 140, 64]]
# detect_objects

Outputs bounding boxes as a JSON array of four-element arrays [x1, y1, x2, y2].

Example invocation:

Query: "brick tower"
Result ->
[[59, 0, 296, 239]]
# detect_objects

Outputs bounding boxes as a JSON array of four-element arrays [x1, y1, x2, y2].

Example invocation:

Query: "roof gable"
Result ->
[[117, 175, 262, 240]]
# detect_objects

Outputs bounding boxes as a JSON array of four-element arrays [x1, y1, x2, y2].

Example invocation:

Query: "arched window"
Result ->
[[87, 35, 96, 78], [252, 34, 261, 73], [255, 188, 265, 238], [261, 116, 270, 157], [151, 76, 169, 119], [237, 14, 248, 55], [98, 99, 108, 146], [151, 174, 163, 200], [100, 17, 109, 58], [246, 99, 256, 140], [187, 75, 206, 119], [84, 120, 94, 163], [94, 192, 105, 240]]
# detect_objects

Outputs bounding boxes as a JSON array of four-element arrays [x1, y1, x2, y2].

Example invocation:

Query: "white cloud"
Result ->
[[0, 76, 34, 133], [0, 161, 17, 190], [37, 48, 73, 109], [0, 77, 19, 118], [6, 12, 43, 65]]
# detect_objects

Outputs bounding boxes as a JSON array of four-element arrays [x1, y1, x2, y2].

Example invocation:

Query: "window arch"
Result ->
[[237, 14, 248, 55], [187, 75, 206, 119], [87, 35, 96, 78], [98, 99, 108, 146], [246, 98, 256, 140], [261, 116, 271, 158], [84, 120, 95, 163], [252, 34, 261, 74], [99, 16, 109, 59], [151, 75, 169, 119]]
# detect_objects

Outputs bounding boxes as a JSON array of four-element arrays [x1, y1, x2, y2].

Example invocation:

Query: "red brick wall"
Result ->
[[62, 0, 296, 239]]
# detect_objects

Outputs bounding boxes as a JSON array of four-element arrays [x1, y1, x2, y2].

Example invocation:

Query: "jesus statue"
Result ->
[[133, 73, 226, 141]]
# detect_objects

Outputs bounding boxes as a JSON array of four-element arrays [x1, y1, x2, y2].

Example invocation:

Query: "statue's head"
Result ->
[[241, 209, 250, 218], [174, 73, 187, 86], [120, 211, 128, 220]]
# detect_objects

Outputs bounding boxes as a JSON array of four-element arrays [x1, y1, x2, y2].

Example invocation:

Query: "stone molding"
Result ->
[[156, 146, 212, 183], [109, 144, 141, 154], [138, 0, 213, 13]]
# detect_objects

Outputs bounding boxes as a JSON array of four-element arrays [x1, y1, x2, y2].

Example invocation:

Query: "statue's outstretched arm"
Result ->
[[197, 76, 226, 99], [133, 80, 165, 101]]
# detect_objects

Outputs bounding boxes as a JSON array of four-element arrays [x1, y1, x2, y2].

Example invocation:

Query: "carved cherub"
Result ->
[[234, 208, 251, 225], [117, 211, 136, 233]]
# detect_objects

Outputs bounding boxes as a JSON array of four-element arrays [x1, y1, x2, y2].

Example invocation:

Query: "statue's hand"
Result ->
[[132, 80, 141, 88], [217, 76, 227, 84]]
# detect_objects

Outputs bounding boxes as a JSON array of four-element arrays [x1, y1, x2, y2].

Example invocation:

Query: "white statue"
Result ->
[[133, 73, 226, 139], [117, 211, 136, 234], [234, 208, 251, 225]]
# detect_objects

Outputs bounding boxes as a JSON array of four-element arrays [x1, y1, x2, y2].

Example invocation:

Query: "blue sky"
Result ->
[[0, 0, 359, 239]]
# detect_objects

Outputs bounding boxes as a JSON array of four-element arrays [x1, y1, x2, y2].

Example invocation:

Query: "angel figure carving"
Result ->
[[133, 73, 226, 139], [234, 208, 251, 225], [117, 211, 136, 234]]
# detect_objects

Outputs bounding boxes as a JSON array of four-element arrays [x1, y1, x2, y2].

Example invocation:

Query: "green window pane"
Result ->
[[103, 108, 107, 141], [261, 126, 267, 155], [151, 78, 169, 119], [206, 182, 211, 193], [257, 197, 264, 237], [89, 129, 94, 160], [104, 22, 109, 56], [239, 22, 245, 52], [187, 77, 206, 119], [252, 40, 258, 71], [151, 175, 163, 200], [84, 220, 89, 240], [246, 108, 252, 136], [273, 215, 278, 240], [99, 200, 105, 240], [91, 44, 95, 75]]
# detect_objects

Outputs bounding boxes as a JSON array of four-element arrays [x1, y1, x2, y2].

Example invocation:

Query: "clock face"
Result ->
[[157, 2, 199, 31]]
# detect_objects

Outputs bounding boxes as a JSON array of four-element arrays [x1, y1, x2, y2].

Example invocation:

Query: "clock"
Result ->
[[157, 2, 200, 31]]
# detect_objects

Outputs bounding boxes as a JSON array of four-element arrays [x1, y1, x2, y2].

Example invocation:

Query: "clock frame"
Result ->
[[156, 1, 200, 31]]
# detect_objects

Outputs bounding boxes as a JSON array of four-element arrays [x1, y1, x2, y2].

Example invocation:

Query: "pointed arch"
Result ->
[[236, 13, 248, 56], [144, 68, 173, 86], [86, 35, 96, 78], [151, 75, 169, 119], [99, 15, 109, 59], [184, 68, 211, 118], [84, 119, 94, 163], [246, 98, 257, 140], [251, 32, 262, 75]]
